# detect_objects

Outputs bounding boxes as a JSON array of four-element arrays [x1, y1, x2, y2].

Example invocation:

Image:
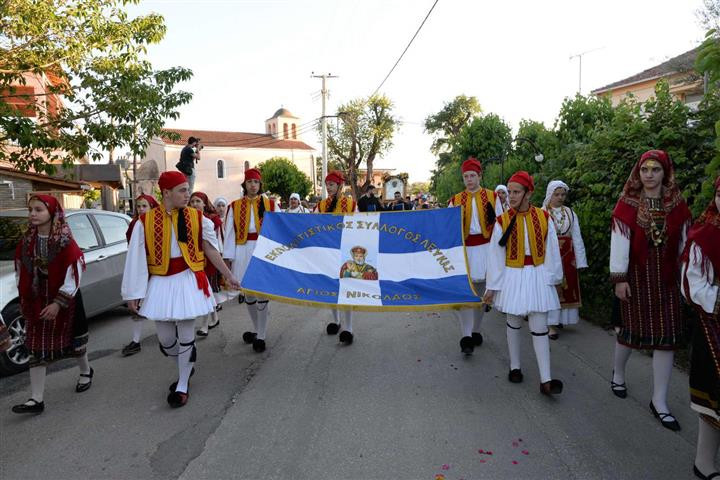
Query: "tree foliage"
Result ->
[[424, 95, 481, 155], [0, 0, 192, 174], [258, 157, 312, 201], [325, 95, 398, 199]]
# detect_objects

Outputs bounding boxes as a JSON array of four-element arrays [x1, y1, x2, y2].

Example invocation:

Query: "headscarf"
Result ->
[[214, 197, 228, 208], [611, 149, 691, 282], [543, 180, 570, 209], [126, 194, 160, 242], [682, 176, 720, 275], [290, 193, 301, 202], [494, 184, 509, 210], [191, 191, 223, 232], [15, 194, 85, 303]]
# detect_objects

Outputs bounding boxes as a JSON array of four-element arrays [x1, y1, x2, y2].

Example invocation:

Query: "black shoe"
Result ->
[[508, 369, 524, 383], [216, 304, 223, 312], [208, 319, 220, 330], [339, 331, 354, 345], [252, 339, 266, 353], [326, 323, 340, 335], [650, 401, 681, 431], [169, 367, 195, 392], [694, 465, 720, 479], [549, 333, 559, 340], [167, 391, 189, 408], [556, 324, 564, 329], [540, 379, 563, 396], [196, 330, 209, 337], [76, 367, 94, 393], [121, 341, 142, 357], [242, 331, 257, 344], [11, 398, 44, 414], [610, 380, 627, 399], [472, 332, 484, 347], [460, 336, 474, 355]]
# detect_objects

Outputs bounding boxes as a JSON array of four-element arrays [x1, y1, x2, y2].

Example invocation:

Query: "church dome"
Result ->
[[271, 107, 298, 119]]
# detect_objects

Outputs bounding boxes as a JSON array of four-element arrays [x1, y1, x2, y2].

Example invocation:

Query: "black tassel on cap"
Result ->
[[498, 215, 517, 247], [177, 208, 189, 243]]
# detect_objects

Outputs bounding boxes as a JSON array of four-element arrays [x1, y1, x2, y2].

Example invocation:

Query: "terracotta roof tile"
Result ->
[[162, 128, 314, 151], [592, 47, 700, 94]]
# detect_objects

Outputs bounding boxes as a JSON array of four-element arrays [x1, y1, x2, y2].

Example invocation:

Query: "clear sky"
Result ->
[[130, 0, 708, 182]]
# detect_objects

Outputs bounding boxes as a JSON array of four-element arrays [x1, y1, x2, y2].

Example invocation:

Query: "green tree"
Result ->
[[424, 95, 481, 155], [314, 155, 343, 189], [259, 157, 312, 201], [325, 95, 398, 199], [409, 181, 430, 195], [696, 17, 720, 202], [0, 0, 192, 174]]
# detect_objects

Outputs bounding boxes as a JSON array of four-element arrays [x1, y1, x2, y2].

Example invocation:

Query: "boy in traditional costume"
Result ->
[[484, 171, 565, 396], [223, 168, 277, 353], [121, 194, 160, 357], [12, 195, 91, 414], [190, 191, 224, 337], [314, 171, 358, 344], [448, 157, 503, 355], [682, 176, 720, 479], [542, 180, 587, 339], [122, 171, 240, 408], [609, 150, 690, 430]]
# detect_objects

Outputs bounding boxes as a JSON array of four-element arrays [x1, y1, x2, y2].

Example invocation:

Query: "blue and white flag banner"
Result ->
[[241, 208, 482, 311]]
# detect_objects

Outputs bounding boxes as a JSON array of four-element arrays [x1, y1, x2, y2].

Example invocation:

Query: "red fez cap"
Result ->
[[461, 157, 482, 174], [508, 171, 534, 192], [159, 171, 188, 192], [244, 168, 261, 182], [325, 170, 345, 185]]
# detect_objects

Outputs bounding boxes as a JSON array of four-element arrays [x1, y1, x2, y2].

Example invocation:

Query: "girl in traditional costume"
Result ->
[[681, 176, 720, 479], [484, 171, 565, 396], [609, 150, 691, 431], [448, 157, 504, 355], [122, 171, 239, 408], [542, 181, 587, 339], [12, 195, 91, 414], [190, 191, 224, 337], [494, 184, 510, 212], [223, 169, 277, 353], [121, 194, 159, 357], [314, 171, 358, 344]]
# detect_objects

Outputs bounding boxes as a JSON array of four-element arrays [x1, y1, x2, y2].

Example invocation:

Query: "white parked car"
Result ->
[[0, 208, 131, 376]]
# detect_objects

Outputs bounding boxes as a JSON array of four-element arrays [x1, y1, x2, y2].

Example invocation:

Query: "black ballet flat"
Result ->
[[11, 398, 44, 414], [610, 380, 627, 399], [167, 390, 189, 408], [459, 336, 474, 355], [326, 323, 340, 335], [508, 369, 524, 383], [242, 331, 257, 344], [694, 465, 720, 479], [549, 333, 559, 341], [208, 319, 220, 330], [339, 331, 354, 345], [650, 401, 681, 431], [76, 367, 94, 393], [540, 379, 563, 396], [472, 332, 484, 347], [252, 339, 266, 352], [196, 330, 209, 337]]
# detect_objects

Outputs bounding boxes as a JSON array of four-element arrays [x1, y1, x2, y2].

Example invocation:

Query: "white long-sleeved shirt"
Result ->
[[121, 213, 219, 301], [681, 242, 720, 315], [610, 219, 689, 276], [547, 206, 588, 269]]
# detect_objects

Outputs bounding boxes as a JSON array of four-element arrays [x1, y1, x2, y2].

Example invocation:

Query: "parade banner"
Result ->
[[240, 208, 482, 311]]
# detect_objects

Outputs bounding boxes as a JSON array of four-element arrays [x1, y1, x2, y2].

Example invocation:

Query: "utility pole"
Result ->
[[569, 47, 603, 95], [312, 72, 338, 198]]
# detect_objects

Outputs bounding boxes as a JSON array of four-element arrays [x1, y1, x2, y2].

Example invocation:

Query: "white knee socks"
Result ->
[[197, 314, 209, 334], [458, 309, 473, 337], [612, 341, 632, 385], [132, 319, 143, 343], [246, 298, 259, 332], [256, 300, 269, 340], [29, 365, 47, 402], [473, 307, 484, 334], [506, 315, 523, 371], [340, 310, 353, 333], [528, 313, 551, 383], [175, 320, 196, 393], [651, 349, 675, 414], [696, 416, 720, 474]]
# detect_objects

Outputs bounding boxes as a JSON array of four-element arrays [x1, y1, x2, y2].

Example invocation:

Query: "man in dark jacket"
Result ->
[[357, 185, 384, 212], [176, 136, 201, 191]]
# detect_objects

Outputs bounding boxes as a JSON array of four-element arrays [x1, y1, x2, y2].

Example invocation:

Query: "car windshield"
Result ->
[[0, 216, 28, 261]]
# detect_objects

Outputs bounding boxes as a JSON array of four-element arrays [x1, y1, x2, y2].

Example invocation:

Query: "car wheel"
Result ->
[[0, 302, 30, 376]]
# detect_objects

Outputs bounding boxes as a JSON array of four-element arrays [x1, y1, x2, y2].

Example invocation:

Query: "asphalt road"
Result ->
[[0, 299, 704, 480]]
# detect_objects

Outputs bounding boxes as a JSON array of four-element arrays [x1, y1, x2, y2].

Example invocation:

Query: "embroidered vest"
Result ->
[[451, 188, 496, 239], [317, 196, 355, 213], [498, 206, 549, 268], [232, 195, 274, 245], [142, 207, 205, 275]]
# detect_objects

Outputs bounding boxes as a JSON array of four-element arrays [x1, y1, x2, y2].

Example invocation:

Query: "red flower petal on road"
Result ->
[[512, 461, 518, 465], [478, 449, 484, 454], [486, 451, 493, 455], [441, 464, 449, 471], [512, 441, 519, 447], [522, 450, 529, 455], [479, 460, 486, 464]]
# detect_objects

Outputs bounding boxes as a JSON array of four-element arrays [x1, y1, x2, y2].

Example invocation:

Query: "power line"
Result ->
[[371, 0, 440, 97]]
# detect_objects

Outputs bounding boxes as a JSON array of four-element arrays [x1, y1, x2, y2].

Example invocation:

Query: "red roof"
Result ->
[[162, 128, 314, 151]]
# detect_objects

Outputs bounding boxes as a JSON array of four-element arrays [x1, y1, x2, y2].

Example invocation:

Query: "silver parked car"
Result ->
[[0, 208, 131, 376]]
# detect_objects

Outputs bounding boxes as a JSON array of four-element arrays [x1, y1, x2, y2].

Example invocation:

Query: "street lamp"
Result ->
[[496, 136, 545, 183]]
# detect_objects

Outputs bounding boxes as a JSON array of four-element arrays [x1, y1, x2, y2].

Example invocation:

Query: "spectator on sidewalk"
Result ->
[[388, 191, 411, 211], [175, 137, 201, 192], [358, 185, 384, 212], [286, 193, 310, 213]]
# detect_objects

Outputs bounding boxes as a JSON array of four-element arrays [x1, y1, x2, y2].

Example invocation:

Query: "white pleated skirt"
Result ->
[[230, 241, 256, 281], [466, 244, 489, 282], [494, 265, 560, 316], [139, 269, 216, 321], [547, 307, 580, 326]]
